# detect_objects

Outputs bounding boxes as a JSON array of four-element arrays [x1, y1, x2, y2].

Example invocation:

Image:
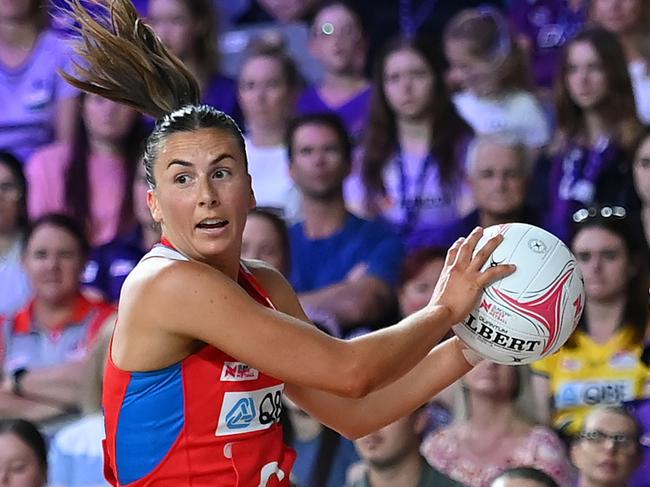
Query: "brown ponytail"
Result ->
[[60, 0, 200, 119]]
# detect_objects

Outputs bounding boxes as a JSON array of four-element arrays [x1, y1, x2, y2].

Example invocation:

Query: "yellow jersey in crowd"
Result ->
[[531, 327, 650, 436]]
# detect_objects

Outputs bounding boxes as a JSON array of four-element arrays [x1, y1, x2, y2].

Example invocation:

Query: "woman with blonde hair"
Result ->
[[421, 363, 574, 487], [443, 7, 551, 150]]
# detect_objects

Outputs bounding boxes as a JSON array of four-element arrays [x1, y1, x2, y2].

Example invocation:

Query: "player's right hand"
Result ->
[[428, 227, 515, 325]]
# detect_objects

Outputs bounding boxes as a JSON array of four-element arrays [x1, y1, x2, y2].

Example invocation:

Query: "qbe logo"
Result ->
[[215, 385, 283, 436], [556, 380, 634, 408]]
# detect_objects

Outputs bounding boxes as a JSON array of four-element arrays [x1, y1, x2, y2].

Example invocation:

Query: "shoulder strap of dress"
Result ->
[[141, 244, 190, 262]]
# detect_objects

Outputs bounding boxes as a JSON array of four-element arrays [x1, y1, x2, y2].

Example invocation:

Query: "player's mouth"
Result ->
[[196, 218, 229, 230]]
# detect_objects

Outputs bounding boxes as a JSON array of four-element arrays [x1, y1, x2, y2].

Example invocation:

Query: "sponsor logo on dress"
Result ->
[[221, 361, 259, 382], [216, 385, 283, 436]]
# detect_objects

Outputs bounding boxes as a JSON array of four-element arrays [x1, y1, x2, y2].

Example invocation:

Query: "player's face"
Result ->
[[572, 410, 640, 486], [633, 135, 650, 204], [470, 143, 528, 218], [147, 0, 196, 59], [383, 48, 435, 121], [83, 94, 140, 143], [591, 0, 641, 34], [289, 123, 349, 200], [241, 213, 287, 274], [0, 433, 45, 487], [0, 163, 21, 234], [148, 128, 254, 266], [565, 41, 608, 111], [398, 257, 445, 317], [310, 4, 363, 74], [572, 227, 630, 303], [23, 224, 85, 304], [354, 415, 419, 469], [238, 56, 293, 128], [463, 361, 518, 400]]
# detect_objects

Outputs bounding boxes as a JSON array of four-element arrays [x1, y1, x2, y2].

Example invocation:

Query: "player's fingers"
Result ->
[[468, 233, 504, 271], [477, 263, 516, 288], [457, 227, 484, 265], [445, 237, 465, 266]]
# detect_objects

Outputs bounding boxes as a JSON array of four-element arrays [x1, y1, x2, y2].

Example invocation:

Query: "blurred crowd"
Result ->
[[0, 0, 650, 486]]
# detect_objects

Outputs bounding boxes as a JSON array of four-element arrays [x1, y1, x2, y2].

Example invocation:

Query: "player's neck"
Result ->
[[141, 223, 161, 250], [585, 299, 626, 343], [301, 197, 347, 239], [367, 451, 424, 487]]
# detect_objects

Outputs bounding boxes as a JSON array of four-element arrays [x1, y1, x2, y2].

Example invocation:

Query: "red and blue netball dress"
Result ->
[[102, 242, 296, 486]]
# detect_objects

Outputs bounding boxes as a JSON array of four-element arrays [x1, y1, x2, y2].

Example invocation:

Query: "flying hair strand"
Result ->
[[59, 0, 201, 119]]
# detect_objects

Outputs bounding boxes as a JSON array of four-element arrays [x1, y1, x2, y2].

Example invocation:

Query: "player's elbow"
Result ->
[[337, 357, 375, 399]]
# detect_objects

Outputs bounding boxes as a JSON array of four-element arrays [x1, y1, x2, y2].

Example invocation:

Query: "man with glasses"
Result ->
[[571, 406, 642, 487]]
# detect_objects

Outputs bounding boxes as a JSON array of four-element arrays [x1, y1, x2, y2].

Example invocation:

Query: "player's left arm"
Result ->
[[285, 338, 472, 439], [252, 262, 474, 439]]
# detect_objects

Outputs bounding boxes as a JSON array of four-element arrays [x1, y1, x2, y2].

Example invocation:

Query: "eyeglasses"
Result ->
[[572, 206, 627, 223], [580, 430, 638, 450]]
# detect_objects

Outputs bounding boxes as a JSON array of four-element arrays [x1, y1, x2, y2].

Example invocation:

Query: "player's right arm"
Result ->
[[115, 228, 512, 399]]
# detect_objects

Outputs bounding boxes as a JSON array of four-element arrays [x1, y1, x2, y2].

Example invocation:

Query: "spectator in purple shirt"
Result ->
[[298, 1, 372, 144], [545, 27, 643, 242], [0, 0, 79, 160], [348, 36, 472, 239], [509, 0, 587, 91], [147, 0, 239, 120], [589, 0, 650, 123]]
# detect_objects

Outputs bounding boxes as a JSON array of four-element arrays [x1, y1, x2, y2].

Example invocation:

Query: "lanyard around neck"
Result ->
[[396, 148, 434, 232]]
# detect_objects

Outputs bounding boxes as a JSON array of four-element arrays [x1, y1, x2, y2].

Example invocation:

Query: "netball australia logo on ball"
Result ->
[[527, 238, 548, 254]]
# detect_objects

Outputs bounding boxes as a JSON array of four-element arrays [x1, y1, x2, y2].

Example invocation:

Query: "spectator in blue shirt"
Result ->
[[287, 113, 404, 333]]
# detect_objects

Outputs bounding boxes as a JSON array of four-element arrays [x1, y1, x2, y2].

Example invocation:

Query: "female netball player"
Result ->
[[60, 1, 514, 485]]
